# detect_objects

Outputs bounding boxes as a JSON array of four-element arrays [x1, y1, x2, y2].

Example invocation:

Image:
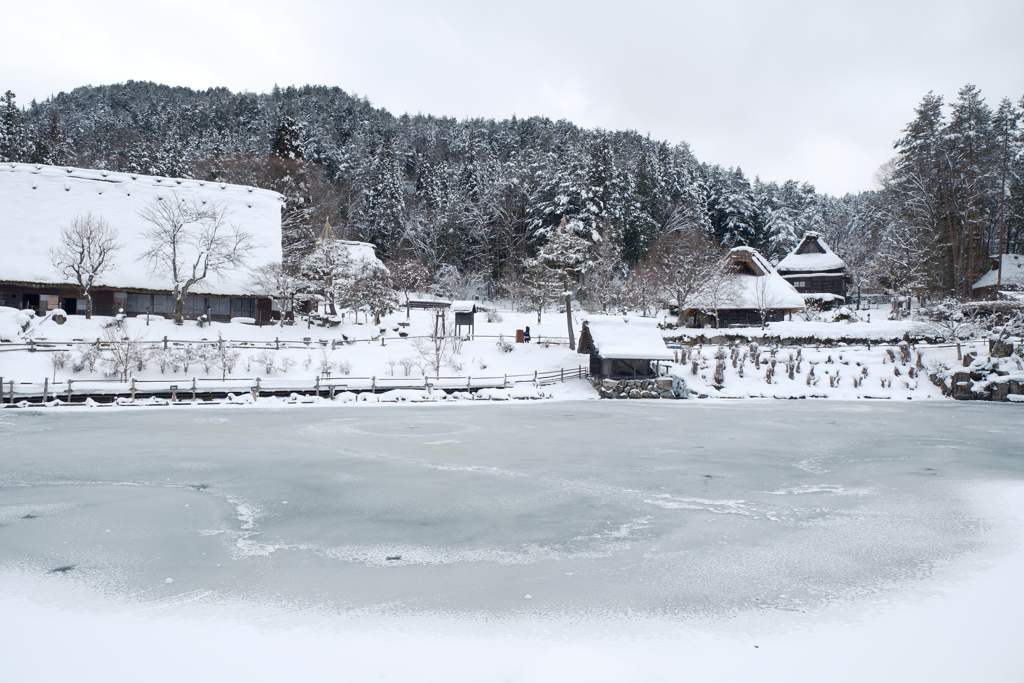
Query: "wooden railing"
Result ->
[[0, 366, 589, 404]]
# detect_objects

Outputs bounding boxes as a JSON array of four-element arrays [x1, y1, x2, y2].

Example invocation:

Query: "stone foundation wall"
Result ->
[[593, 377, 686, 399]]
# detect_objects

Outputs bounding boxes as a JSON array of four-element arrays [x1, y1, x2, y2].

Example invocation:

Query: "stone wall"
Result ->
[[593, 376, 687, 399]]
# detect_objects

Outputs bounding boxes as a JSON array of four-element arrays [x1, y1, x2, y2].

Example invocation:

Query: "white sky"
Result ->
[[2, 0, 1022, 195]]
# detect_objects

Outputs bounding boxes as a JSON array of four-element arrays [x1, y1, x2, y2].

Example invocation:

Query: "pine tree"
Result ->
[[359, 134, 408, 258], [0, 91, 33, 162]]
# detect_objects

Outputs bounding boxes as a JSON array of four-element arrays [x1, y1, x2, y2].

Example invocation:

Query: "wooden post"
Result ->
[[371, 376, 376, 394], [192, 377, 197, 402], [163, 336, 168, 350], [67, 380, 73, 403], [130, 377, 136, 401], [255, 377, 261, 400], [503, 374, 507, 388], [0, 377, 3, 404], [8, 379, 13, 404], [560, 368, 564, 382], [275, 337, 280, 350], [43, 378, 49, 402], [315, 376, 320, 398]]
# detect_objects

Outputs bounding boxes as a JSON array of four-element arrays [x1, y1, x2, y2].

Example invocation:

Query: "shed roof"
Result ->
[[0, 163, 282, 296], [451, 300, 477, 313], [776, 232, 847, 274], [973, 254, 1024, 289], [579, 318, 674, 360]]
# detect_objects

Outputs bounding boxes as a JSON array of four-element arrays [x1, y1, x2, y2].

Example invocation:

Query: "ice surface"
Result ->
[[1, 402, 1023, 681], [0, 401, 1018, 617]]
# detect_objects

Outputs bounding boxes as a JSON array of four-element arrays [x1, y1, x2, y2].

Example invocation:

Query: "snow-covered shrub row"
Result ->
[[670, 341, 988, 400]]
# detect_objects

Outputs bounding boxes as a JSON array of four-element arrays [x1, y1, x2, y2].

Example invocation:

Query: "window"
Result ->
[[126, 292, 149, 313], [232, 298, 256, 318], [209, 298, 230, 317], [153, 295, 174, 314], [793, 281, 806, 289], [184, 296, 206, 317]]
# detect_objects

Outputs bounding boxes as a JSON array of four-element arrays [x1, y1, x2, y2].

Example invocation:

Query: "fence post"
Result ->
[[315, 376, 320, 398], [467, 375, 471, 389], [0, 377, 2, 404], [255, 377, 261, 401], [163, 336, 168, 350], [579, 365, 582, 379], [561, 368, 564, 382], [43, 378, 49, 402], [8, 379, 13, 404], [67, 380, 73, 403], [503, 374, 507, 388], [192, 377, 197, 402], [130, 377, 136, 401], [372, 376, 376, 394], [275, 337, 280, 350]]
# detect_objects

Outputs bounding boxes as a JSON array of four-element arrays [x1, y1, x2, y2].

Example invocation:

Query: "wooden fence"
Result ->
[[0, 366, 589, 405]]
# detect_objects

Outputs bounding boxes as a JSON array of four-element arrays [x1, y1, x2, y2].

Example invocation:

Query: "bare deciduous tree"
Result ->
[[138, 195, 257, 325], [248, 262, 300, 327], [645, 228, 723, 317], [49, 213, 122, 319]]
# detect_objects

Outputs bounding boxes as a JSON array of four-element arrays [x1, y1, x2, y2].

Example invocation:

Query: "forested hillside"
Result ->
[[1, 82, 1021, 303]]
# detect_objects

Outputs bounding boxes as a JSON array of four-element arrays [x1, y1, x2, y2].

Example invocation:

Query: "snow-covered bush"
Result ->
[[487, 310, 503, 323], [253, 350, 277, 374], [713, 358, 726, 389], [216, 347, 241, 379], [101, 328, 148, 380], [278, 357, 295, 374], [50, 350, 71, 380], [337, 361, 352, 376], [496, 335, 514, 353], [174, 345, 198, 374], [196, 345, 217, 375], [73, 343, 102, 373], [399, 358, 417, 376], [447, 358, 464, 373], [154, 348, 180, 374], [317, 350, 336, 377]]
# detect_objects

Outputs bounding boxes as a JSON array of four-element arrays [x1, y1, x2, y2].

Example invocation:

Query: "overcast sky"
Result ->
[[3, 0, 1022, 195]]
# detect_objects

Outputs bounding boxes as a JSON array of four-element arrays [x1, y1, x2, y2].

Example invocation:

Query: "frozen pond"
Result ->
[[2, 401, 1021, 621]]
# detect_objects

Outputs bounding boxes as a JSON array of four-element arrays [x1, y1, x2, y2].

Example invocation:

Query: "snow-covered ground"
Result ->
[[1, 401, 1023, 681], [2, 302, 1000, 403]]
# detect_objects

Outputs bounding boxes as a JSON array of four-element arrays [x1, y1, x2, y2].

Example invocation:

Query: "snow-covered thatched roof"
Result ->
[[775, 232, 847, 275], [579, 318, 674, 360], [0, 163, 283, 296], [973, 254, 1024, 290], [451, 301, 477, 313], [685, 247, 805, 313]]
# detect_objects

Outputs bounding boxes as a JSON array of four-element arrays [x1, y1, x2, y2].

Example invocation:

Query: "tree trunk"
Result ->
[[85, 292, 93, 320], [174, 296, 185, 325], [564, 292, 575, 350]]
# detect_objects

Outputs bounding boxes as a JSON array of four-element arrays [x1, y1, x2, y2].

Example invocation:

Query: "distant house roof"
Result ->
[[578, 318, 675, 360], [0, 163, 283, 296], [684, 247, 805, 314], [776, 232, 847, 275], [973, 254, 1024, 290]]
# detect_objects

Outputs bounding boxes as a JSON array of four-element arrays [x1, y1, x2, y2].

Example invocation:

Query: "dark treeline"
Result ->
[[1, 82, 1021, 303]]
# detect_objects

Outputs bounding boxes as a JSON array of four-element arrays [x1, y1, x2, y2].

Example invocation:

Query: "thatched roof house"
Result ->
[[681, 247, 804, 327], [775, 232, 850, 300], [973, 254, 1024, 299], [577, 318, 674, 378], [0, 163, 282, 321]]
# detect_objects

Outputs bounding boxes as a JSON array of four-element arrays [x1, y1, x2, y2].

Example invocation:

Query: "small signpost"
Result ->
[[169, 385, 178, 402]]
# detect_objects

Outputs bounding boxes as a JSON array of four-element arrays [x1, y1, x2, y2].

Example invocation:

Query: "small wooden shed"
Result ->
[[577, 319, 675, 378], [452, 300, 477, 338]]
